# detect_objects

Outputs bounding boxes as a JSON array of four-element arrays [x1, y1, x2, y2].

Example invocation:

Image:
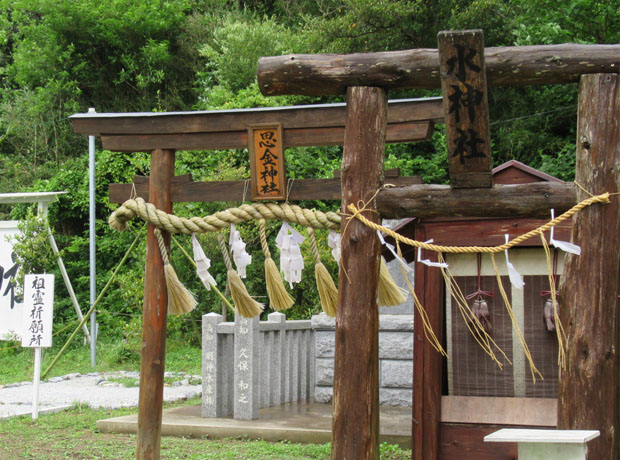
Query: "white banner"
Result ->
[[0, 221, 24, 340], [22, 274, 54, 348]]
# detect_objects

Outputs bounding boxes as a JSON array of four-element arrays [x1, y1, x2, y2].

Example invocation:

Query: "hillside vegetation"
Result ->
[[0, 0, 618, 351]]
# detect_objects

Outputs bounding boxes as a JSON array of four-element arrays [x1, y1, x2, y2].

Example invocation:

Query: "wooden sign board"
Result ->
[[438, 30, 493, 188], [21, 274, 54, 348], [248, 124, 286, 201]]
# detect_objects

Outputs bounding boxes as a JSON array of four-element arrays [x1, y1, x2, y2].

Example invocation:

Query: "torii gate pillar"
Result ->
[[332, 86, 387, 459], [137, 148, 175, 460]]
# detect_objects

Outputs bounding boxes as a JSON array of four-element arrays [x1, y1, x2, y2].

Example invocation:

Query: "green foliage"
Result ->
[[2, 0, 616, 339], [0, 335, 202, 385], [302, 0, 514, 53], [10, 207, 56, 287], [539, 144, 577, 182], [199, 15, 311, 92], [3, 0, 202, 110], [511, 0, 620, 45], [385, 130, 449, 184]]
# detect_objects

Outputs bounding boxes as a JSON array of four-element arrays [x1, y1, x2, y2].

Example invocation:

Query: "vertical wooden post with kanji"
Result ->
[[438, 30, 492, 188]]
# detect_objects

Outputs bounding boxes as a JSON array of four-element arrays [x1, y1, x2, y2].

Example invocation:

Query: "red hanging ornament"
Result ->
[[467, 254, 493, 333]]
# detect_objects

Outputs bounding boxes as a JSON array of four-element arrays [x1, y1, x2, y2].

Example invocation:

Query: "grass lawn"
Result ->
[[0, 398, 410, 459], [0, 339, 411, 459], [0, 338, 201, 386]]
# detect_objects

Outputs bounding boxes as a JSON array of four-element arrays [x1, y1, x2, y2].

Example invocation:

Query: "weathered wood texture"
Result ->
[[110, 177, 574, 219], [412, 226, 444, 460], [438, 30, 492, 188], [70, 98, 442, 152], [257, 44, 620, 96], [332, 87, 386, 460], [439, 424, 518, 460], [136, 149, 174, 460], [557, 74, 620, 460], [376, 182, 577, 219], [108, 171, 422, 204], [99, 121, 432, 152]]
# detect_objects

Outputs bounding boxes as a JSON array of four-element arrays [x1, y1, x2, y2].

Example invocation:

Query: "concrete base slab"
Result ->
[[97, 403, 412, 448]]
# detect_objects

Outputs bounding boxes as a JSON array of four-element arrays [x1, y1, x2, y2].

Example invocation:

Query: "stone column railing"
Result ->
[[202, 311, 315, 420]]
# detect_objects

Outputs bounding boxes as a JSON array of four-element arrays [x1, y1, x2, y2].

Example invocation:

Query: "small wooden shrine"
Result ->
[[384, 160, 572, 458]]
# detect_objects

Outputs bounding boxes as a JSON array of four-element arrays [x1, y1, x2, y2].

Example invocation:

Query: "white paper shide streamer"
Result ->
[[417, 239, 449, 268], [229, 224, 252, 278], [377, 231, 413, 273], [550, 209, 581, 255], [328, 230, 341, 264], [192, 234, 217, 291], [504, 234, 525, 289], [276, 223, 305, 288]]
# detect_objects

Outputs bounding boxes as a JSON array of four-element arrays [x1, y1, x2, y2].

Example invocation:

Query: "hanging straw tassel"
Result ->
[[308, 227, 338, 317], [217, 232, 263, 318], [259, 219, 294, 311], [378, 256, 407, 307], [154, 228, 197, 315]]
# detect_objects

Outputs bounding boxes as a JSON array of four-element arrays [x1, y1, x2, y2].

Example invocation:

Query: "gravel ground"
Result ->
[[0, 371, 202, 419]]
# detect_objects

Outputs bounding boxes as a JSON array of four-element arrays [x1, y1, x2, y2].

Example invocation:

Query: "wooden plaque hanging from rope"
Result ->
[[248, 123, 286, 201]]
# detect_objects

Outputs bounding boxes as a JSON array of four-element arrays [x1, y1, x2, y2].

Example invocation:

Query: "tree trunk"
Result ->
[[557, 74, 620, 460], [331, 87, 387, 460], [257, 44, 620, 96]]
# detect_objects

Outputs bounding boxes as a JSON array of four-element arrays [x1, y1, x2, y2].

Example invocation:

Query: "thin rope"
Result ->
[[490, 253, 543, 383], [540, 231, 567, 369], [286, 178, 295, 202], [440, 253, 510, 368], [242, 180, 249, 203], [217, 232, 233, 271], [170, 234, 235, 313], [308, 227, 321, 264], [258, 219, 271, 258], [154, 229, 170, 265], [396, 241, 447, 357], [346, 192, 610, 254]]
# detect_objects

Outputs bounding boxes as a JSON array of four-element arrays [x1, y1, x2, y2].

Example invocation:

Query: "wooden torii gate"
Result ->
[[256, 31, 619, 460], [71, 97, 445, 460], [70, 30, 620, 460]]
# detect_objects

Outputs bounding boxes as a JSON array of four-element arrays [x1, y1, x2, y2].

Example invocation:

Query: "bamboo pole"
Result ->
[[41, 231, 141, 379]]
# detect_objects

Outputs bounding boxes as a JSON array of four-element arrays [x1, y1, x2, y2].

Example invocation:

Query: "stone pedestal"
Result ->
[[485, 429, 600, 460]]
